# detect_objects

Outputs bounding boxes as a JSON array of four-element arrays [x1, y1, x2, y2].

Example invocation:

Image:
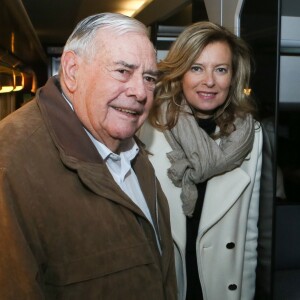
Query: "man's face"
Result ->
[[64, 30, 158, 152]]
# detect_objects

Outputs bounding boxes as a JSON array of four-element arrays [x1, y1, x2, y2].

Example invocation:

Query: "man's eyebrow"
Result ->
[[145, 69, 160, 77], [114, 60, 159, 77], [114, 60, 137, 69]]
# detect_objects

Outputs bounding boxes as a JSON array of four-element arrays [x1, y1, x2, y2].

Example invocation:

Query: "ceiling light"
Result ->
[[0, 73, 14, 93], [12, 71, 24, 91], [119, 0, 153, 17]]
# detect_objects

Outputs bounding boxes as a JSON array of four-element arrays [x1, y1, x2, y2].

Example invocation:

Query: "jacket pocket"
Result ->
[[44, 242, 154, 286]]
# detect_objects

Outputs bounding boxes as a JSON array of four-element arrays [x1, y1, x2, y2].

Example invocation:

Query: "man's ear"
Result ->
[[61, 51, 79, 92]]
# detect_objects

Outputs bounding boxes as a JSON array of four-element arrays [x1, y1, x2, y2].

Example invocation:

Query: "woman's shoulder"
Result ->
[[253, 120, 263, 147], [137, 120, 172, 154]]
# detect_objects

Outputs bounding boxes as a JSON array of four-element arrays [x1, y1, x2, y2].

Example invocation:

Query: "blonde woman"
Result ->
[[139, 21, 262, 300]]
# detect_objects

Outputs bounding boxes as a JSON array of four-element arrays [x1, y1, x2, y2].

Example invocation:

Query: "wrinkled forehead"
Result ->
[[96, 30, 157, 69], [97, 28, 153, 49]]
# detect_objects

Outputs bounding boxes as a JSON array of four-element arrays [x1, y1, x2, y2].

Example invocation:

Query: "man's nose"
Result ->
[[126, 75, 147, 101]]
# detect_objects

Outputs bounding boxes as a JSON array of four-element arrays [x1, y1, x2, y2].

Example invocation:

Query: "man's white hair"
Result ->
[[63, 12, 149, 58]]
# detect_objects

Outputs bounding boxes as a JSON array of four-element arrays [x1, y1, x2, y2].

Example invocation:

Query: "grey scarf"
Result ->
[[161, 101, 254, 217]]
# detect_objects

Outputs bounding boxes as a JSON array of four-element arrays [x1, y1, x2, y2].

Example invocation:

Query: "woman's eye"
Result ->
[[191, 66, 202, 72], [216, 67, 228, 73]]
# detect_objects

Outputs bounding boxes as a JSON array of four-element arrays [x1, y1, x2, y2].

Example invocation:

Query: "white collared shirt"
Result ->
[[85, 130, 154, 227]]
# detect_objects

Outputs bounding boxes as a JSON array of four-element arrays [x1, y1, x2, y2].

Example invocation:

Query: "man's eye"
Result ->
[[144, 76, 156, 91], [117, 69, 129, 74], [144, 76, 156, 83]]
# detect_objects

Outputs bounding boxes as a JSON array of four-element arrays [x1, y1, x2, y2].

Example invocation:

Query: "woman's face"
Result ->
[[182, 41, 233, 118]]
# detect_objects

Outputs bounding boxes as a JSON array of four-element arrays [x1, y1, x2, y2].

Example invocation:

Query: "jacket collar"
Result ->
[[37, 76, 102, 163]]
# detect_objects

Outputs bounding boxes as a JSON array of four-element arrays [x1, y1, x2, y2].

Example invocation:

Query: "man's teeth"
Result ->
[[115, 107, 137, 115]]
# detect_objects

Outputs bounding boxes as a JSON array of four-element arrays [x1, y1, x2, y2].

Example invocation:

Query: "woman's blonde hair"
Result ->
[[149, 21, 256, 137]]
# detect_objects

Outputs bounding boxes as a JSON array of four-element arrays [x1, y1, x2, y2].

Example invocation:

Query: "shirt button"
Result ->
[[228, 284, 237, 290], [226, 242, 235, 249]]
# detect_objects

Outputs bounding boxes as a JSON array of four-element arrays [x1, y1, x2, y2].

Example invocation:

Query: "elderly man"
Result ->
[[0, 13, 176, 299]]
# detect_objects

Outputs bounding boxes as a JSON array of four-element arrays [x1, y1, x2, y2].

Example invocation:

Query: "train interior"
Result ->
[[1, 0, 300, 299]]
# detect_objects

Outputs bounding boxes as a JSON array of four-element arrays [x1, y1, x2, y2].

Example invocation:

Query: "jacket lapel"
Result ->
[[198, 167, 250, 237], [132, 152, 156, 217]]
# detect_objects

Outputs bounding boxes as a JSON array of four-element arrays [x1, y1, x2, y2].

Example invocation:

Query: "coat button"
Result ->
[[226, 242, 235, 249], [228, 284, 237, 290]]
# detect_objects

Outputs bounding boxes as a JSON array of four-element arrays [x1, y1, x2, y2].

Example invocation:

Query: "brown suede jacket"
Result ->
[[0, 77, 177, 299]]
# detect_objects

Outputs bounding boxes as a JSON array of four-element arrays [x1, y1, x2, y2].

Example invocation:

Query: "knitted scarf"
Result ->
[[161, 101, 254, 217]]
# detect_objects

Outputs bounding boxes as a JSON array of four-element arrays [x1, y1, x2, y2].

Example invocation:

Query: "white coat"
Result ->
[[138, 120, 263, 300]]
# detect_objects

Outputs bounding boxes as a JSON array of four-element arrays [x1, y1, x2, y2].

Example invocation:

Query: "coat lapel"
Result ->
[[132, 150, 162, 238], [198, 167, 250, 236]]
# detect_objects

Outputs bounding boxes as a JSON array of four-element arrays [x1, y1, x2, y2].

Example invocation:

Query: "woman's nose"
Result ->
[[202, 71, 215, 87]]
